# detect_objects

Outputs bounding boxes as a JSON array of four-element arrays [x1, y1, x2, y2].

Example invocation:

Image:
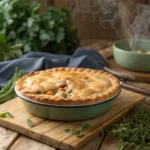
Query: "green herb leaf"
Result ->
[[76, 130, 83, 137], [65, 129, 75, 134], [0, 112, 7, 118], [56, 28, 65, 43], [6, 112, 14, 118], [0, 67, 24, 104], [31, 3, 41, 16], [0, 34, 6, 43], [82, 123, 95, 131], [27, 119, 34, 127], [62, 93, 67, 98], [36, 91, 42, 94], [40, 33, 50, 42], [52, 90, 57, 94], [64, 123, 95, 138], [68, 89, 72, 93]]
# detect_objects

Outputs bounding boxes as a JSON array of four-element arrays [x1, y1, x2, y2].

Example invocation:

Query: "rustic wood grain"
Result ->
[[0, 90, 144, 150], [126, 82, 150, 111], [60, 105, 133, 150], [108, 59, 150, 83], [0, 98, 46, 136], [29, 120, 64, 141], [99, 46, 113, 59], [81, 40, 113, 64], [82, 40, 113, 59], [9, 135, 55, 150], [81, 40, 113, 51], [80, 135, 104, 150], [0, 127, 19, 150], [35, 90, 143, 150], [100, 132, 120, 150]]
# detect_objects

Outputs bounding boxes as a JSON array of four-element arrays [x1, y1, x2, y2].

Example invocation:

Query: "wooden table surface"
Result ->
[[1, 40, 150, 150]]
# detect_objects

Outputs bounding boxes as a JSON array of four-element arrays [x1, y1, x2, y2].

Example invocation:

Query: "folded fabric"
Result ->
[[0, 48, 108, 88]]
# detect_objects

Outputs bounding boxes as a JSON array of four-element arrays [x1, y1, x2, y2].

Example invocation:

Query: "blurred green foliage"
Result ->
[[0, 0, 79, 61]]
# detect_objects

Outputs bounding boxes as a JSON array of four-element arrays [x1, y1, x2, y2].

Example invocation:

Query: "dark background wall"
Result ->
[[34, 0, 147, 40]]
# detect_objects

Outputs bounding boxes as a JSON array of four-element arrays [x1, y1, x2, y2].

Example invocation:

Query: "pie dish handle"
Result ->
[[120, 82, 150, 96], [104, 67, 135, 81]]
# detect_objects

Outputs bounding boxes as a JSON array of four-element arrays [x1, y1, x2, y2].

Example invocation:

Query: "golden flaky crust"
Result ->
[[15, 67, 121, 105]]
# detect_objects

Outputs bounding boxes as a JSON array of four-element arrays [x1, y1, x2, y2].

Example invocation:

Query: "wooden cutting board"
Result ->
[[0, 89, 144, 150]]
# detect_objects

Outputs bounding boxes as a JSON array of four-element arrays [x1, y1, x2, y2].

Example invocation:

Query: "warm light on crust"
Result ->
[[15, 68, 121, 105]]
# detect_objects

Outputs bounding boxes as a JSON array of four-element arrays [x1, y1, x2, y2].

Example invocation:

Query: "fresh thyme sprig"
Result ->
[[113, 105, 150, 150]]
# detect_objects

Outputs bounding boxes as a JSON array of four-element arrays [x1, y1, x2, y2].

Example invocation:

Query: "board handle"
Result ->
[[121, 82, 150, 96]]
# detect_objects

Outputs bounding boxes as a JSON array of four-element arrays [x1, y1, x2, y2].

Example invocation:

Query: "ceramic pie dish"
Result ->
[[15, 67, 121, 121]]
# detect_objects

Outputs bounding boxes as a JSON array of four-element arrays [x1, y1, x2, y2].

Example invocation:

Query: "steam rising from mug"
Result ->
[[70, 0, 150, 50]]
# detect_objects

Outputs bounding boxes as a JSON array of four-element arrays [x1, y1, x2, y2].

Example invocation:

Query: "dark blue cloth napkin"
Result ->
[[0, 48, 108, 88]]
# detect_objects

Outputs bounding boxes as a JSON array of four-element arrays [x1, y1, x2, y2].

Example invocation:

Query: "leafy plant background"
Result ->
[[0, 0, 80, 61]]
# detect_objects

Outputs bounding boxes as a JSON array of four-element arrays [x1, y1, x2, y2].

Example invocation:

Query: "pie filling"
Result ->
[[15, 68, 120, 105]]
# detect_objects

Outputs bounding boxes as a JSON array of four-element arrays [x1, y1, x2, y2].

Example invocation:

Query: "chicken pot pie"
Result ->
[[15, 68, 121, 105]]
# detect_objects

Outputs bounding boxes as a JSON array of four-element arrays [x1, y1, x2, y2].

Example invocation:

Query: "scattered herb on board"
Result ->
[[0, 113, 7, 118], [112, 105, 150, 150], [0, 68, 24, 104], [65, 129, 76, 134], [82, 123, 95, 130], [0, 112, 14, 118], [76, 130, 84, 137], [27, 119, 34, 127], [76, 124, 95, 137], [6, 112, 14, 118], [65, 123, 95, 137]]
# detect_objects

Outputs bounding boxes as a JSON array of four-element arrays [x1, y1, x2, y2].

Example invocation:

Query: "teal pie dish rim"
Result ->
[[15, 86, 121, 108], [15, 86, 121, 121]]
